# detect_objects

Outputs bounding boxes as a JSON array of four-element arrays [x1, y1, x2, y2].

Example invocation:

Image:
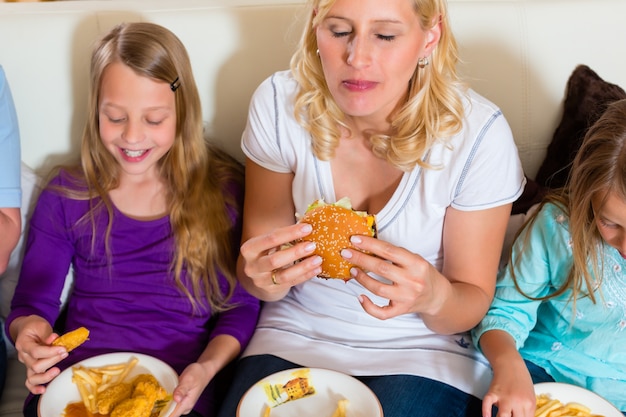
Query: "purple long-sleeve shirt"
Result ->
[[6, 171, 260, 416]]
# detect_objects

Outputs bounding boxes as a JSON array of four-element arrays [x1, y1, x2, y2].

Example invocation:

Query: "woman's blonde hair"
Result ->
[[511, 99, 626, 306], [52, 22, 243, 312], [290, 0, 465, 171]]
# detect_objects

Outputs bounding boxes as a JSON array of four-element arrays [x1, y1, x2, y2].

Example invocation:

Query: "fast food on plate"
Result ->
[[39, 352, 178, 417], [298, 197, 376, 281], [237, 368, 382, 417], [66, 356, 171, 417], [52, 326, 90, 352], [535, 393, 605, 417]]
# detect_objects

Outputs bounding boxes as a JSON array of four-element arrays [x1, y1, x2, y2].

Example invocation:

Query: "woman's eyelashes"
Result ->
[[330, 30, 396, 42], [376, 34, 396, 41]]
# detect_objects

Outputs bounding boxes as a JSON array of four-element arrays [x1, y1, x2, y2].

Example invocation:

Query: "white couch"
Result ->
[[2, 0, 626, 415]]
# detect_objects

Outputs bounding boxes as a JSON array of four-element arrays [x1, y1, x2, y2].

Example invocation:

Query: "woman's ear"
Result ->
[[423, 14, 442, 56]]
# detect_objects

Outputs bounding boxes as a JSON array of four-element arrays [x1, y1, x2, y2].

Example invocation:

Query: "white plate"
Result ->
[[237, 367, 383, 417], [534, 382, 622, 417], [39, 352, 178, 417]]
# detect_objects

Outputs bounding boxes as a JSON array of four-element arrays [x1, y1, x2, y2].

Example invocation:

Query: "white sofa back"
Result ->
[[2, 0, 626, 179]]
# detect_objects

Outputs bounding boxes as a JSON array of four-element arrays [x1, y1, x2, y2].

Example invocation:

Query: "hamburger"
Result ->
[[298, 197, 376, 281]]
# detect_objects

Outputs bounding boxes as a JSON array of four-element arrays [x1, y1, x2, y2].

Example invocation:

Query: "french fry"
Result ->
[[73, 375, 93, 410], [535, 394, 605, 417], [259, 398, 349, 417], [536, 399, 561, 417], [71, 356, 139, 414], [331, 399, 348, 417]]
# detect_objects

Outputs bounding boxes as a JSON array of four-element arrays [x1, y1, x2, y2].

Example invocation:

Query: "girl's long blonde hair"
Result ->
[[510, 99, 626, 305], [52, 22, 243, 312], [290, 0, 465, 171]]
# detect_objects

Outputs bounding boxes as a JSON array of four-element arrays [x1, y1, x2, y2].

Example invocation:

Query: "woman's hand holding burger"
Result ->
[[239, 196, 450, 317], [340, 235, 450, 321], [239, 222, 324, 301]]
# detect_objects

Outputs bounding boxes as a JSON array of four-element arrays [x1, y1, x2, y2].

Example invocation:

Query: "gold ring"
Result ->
[[271, 271, 279, 285]]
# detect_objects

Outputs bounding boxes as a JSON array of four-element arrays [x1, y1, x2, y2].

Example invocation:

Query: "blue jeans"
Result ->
[[525, 360, 554, 384], [216, 355, 483, 417]]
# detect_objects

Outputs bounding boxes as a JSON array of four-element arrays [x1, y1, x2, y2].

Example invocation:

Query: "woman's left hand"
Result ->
[[341, 235, 449, 320]]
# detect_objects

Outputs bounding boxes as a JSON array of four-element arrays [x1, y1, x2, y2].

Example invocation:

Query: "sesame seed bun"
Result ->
[[299, 199, 376, 281]]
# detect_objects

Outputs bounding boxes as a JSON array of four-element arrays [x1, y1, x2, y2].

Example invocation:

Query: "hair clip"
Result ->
[[170, 76, 180, 92]]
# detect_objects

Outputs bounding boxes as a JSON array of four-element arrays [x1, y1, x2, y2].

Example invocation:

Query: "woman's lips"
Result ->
[[342, 79, 378, 92]]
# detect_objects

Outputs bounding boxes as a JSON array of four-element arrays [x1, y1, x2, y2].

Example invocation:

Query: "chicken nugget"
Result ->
[[132, 374, 168, 403], [110, 396, 152, 417], [52, 327, 90, 352], [96, 382, 133, 414]]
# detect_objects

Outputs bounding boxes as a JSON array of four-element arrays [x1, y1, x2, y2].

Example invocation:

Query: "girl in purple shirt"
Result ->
[[5, 22, 259, 417]]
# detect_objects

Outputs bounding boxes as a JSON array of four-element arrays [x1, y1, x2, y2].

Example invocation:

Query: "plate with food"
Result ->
[[38, 351, 178, 417], [237, 367, 383, 417], [534, 382, 622, 417]]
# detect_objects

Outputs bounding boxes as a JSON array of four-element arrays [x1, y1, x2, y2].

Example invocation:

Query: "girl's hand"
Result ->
[[341, 235, 449, 320], [169, 363, 207, 417], [478, 330, 536, 417], [170, 334, 241, 417], [11, 315, 68, 395], [482, 363, 536, 417], [239, 222, 323, 300]]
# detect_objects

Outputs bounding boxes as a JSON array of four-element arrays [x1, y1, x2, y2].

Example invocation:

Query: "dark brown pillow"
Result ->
[[511, 175, 545, 215], [534, 65, 626, 189]]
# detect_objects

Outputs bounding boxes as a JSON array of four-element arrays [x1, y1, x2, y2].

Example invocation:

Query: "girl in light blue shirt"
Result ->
[[473, 98, 626, 416]]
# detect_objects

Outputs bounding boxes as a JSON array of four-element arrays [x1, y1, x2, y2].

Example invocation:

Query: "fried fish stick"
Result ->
[[52, 327, 90, 352]]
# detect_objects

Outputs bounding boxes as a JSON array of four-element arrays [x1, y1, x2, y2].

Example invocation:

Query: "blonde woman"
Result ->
[[7, 22, 259, 417], [217, 0, 524, 415]]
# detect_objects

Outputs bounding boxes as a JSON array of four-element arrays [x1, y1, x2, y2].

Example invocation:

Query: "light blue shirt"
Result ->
[[473, 202, 626, 410], [0, 65, 21, 208]]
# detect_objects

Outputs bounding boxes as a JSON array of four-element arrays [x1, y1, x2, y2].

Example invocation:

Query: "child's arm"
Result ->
[[472, 203, 573, 417], [168, 334, 241, 417], [168, 276, 260, 417], [479, 329, 536, 417], [8, 314, 69, 395], [5, 175, 76, 394]]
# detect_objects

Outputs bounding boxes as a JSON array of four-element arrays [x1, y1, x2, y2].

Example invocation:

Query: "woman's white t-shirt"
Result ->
[[241, 70, 525, 398]]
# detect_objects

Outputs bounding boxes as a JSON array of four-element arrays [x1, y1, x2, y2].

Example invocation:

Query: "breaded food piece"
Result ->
[[52, 327, 90, 352], [110, 396, 152, 417], [131, 374, 159, 389], [132, 374, 167, 403], [96, 382, 132, 414]]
